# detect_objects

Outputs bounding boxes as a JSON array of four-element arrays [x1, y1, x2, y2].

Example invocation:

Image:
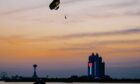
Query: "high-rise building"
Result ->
[[88, 53, 105, 78]]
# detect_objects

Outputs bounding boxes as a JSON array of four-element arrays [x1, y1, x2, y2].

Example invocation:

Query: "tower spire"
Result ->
[[33, 64, 38, 79], [91, 52, 95, 56]]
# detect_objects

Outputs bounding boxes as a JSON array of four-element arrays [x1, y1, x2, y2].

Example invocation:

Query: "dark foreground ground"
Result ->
[[2, 77, 140, 83]]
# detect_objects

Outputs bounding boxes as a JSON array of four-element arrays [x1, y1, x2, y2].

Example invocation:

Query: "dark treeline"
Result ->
[[2, 75, 140, 83]]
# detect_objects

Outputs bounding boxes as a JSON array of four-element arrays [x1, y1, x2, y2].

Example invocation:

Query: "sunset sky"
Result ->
[[0, 0, 140, 78]]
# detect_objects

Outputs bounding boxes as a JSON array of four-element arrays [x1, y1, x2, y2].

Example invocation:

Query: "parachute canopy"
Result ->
[[49, 0, 60, 10]]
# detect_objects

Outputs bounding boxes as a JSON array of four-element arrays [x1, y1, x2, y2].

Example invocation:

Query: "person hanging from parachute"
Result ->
[[49, 0, 67, 19], [49, 0, 60, 10]]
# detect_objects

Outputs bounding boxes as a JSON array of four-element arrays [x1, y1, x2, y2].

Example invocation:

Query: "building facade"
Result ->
[[88, 53, 105, 78]]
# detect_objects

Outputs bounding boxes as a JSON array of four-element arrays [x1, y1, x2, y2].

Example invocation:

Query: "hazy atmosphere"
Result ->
[[0, 0, 140, 78]]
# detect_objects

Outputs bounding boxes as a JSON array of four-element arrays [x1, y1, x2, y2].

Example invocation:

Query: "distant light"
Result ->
[[88, 63, 92, 67], [88, 63, 93, 75]]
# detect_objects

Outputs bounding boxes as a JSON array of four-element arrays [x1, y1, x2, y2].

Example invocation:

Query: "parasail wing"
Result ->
[[49, 0, 60, 10]]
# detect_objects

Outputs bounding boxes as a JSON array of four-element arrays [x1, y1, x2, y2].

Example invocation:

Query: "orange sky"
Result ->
[[0, 0, 140, 78]]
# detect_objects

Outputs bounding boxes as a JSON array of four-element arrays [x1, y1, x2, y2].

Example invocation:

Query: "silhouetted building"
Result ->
[[33, 64, 38, 79], [88, 53, 105, 78]]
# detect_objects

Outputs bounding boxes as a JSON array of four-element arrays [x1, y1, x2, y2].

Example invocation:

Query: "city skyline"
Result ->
[[0, 0, 140, 78]]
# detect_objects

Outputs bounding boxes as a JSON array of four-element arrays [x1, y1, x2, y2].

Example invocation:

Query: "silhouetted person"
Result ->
[[49, 0, 60, 10], [65, 16, 67, 19]]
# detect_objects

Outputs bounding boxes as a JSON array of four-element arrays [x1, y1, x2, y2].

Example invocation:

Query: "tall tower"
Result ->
[[33, 64, 38, 79], [88, 53, 105, 78]]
